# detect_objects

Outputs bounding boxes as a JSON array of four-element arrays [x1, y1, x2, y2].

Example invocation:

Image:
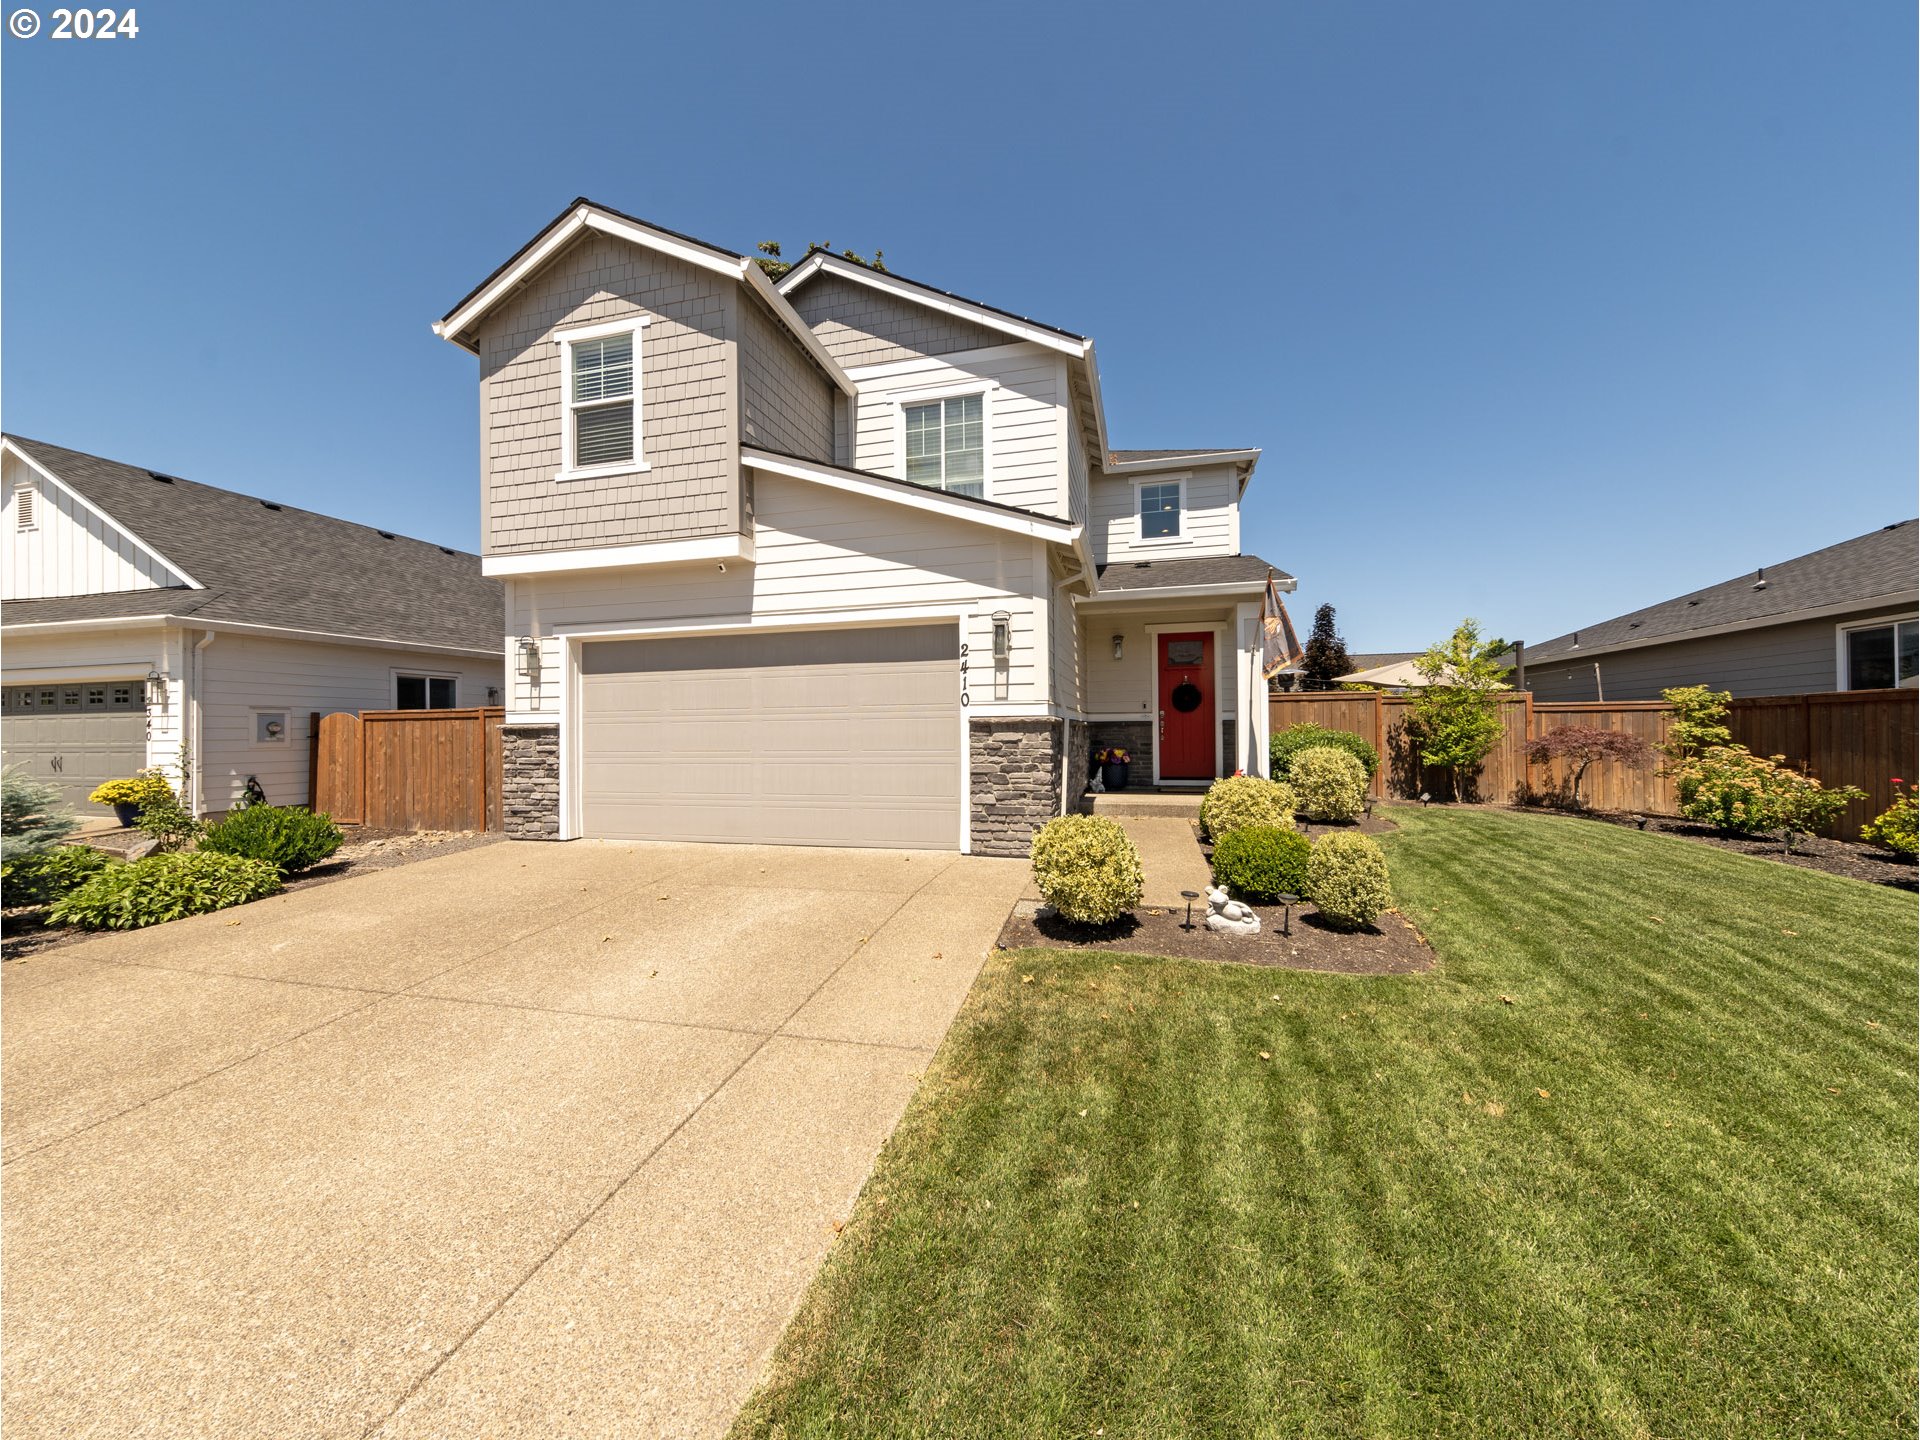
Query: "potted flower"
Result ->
[[1097, 746, 1132, 792], [88, 770, 175, 828]]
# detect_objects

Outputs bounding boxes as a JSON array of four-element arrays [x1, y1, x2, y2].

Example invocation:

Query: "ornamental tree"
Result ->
[[1405, 620, 1512, 801], [1299, 604, 1352, 691], [1526, 725, 1654, 810]]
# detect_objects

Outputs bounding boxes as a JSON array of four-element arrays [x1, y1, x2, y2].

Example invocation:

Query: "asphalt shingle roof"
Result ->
[[1094, 554, 1289, 591], [3, 437, 503, 654], [1526, 520, 1918, 663]]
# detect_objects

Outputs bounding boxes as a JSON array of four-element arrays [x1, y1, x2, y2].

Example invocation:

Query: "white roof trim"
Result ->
[[432, 204, 855, 395], [742, 448, 1080, 543], [1103, 449, 1263, 475], [1, 437, 205, 590], [0, 612, 499, 659], [1528, 590, 1920, 666], [777, 252, 1092, 360]]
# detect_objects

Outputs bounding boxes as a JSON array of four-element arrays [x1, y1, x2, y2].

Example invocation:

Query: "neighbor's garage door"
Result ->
[[2, 681, 148, 815], [581, 624, 961, 849]]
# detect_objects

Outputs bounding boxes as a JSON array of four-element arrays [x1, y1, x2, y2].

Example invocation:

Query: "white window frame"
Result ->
[[1132, 475, 1189, 547], [891, 380, 993, 501], [391, 669, 460, 711], [249, 708, 291, 747], [1835, 613, 1920, 690], [554, 316, 651, 484]]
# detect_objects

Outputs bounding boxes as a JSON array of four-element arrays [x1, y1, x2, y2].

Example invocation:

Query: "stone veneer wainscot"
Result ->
[[500, 725, 561, 839], [968, 717, 1063, 858]]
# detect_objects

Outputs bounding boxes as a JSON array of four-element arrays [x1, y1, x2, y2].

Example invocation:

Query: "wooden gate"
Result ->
[[310, 708, 504, 832]]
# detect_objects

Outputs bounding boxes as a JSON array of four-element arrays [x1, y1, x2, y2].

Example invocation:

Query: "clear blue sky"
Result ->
[[5, 0, 1911, 649]]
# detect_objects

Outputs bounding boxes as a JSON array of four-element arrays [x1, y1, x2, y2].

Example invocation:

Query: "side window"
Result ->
[[557, 321, 645, 479], [396, 674, 457, 710], [1138, 481, 1182, 540], [902, 394, 985, 498]]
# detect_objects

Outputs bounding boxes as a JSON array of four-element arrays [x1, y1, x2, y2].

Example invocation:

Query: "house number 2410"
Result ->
[[959, 642, 970, 706]]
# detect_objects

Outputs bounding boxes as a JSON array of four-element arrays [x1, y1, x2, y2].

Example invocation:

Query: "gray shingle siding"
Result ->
[[738, 293, 834, 462], [478, 233, 737, 555], [790, 273, 1003, 369], [1523, 608, 1904, 701]]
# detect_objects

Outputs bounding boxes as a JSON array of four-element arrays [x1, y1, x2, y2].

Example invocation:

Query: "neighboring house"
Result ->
[[1334, 651, 1422, 689], [432, 198, 1292, 856], [0, 437, 505, 816], [1524, 520, 1918, 701]]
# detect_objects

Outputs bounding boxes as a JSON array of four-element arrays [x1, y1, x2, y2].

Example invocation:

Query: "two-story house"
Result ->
[[434, 199, 1291, 856]]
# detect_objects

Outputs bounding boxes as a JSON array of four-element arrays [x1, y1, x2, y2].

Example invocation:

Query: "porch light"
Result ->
[[991, 612, 1011, 661], [144, 669, 167, 706], [1112, 634, 1124, 660], [516, 637, 542, 680]]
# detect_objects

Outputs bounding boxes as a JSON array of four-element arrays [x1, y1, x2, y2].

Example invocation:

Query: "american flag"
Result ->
[[1261, 573, 1302, 679]]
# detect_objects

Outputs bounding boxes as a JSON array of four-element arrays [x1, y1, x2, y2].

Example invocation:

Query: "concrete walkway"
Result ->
[[2, 839, 1029, 1439], [1111, 813, 1215, 907]]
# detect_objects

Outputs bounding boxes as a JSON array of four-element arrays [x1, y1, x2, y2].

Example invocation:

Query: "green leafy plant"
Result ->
[[1306, 832, 1392, 931], [86, 771, 175, 809], [1270, 723, 1378, 781], [1862, 780, 1917, 858], [1030, 814, 1144, 926], [2, 844, 115, 906], [134, 779, 206, 851], [1404, 620, 1512, 801], [1289, 746, 1369, 822], [1211, 826, 1311, 903], [49, 851, 282, 931], [2, 766, 78, 861], [1672, 745, 1864, 845], [1198, 776, 1296, 842], [1658, 685, 1734, 778], [199, 805, 344, 874]]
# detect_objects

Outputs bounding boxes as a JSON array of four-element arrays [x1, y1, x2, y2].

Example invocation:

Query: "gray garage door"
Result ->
[[581, 624, 961, 849], [2, 681, 148, 815]]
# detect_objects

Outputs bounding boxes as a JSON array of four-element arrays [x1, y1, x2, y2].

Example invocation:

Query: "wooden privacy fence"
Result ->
[[309, 708, 504, 832], [1269, 688, 1917, 836]]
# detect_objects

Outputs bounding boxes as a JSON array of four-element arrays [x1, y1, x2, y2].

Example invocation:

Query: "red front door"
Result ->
[[1157, 631, 1215, 780]]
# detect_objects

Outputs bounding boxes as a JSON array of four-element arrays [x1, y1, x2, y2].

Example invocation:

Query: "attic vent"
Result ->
[[1687, 599, 1700, 606], [438, 546, 455, 555], [1752, 567, 1767, 590], [1628, 622, 1640, 629], [378, 530, 395, 539], [14, 484, 34, 530], [260, 500, 283, 512], [147, 471, 177, 484], [1131, 561, 1152, 569]]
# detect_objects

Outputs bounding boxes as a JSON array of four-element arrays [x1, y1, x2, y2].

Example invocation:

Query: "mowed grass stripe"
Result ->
[[733, 806, 1916, 1440]]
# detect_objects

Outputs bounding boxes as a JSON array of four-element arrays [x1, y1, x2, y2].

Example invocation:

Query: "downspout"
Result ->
[[1053, 566, 1088, 815], [191, 630, 216, 815]]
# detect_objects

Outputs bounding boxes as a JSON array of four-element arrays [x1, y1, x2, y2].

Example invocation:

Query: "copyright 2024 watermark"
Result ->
[[9, 7, 140, 39]]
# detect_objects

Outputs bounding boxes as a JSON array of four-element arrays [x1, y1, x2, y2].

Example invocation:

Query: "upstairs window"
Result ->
[[556, 319, 647, 480], [396, 674, 457, 710], [1138, 480, 1183, 540], [903, 393, 985, 498]]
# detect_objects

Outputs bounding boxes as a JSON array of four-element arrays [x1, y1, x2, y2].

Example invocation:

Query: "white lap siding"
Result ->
[[506, 474, 1048, 717], [195, 634, 501, 811], [1092, 461, 1240, 564]]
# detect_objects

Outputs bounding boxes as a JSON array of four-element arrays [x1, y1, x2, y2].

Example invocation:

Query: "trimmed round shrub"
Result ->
[[1198, 776, 1296, 842], [49, 851, 282, 931], [2, 844, 116, 907], [1270, 723, 1378, 782], [198, 804, 344, 874], [1290, 745, 1369, 822], [1211, 825, 1311, 904], [1306, 832, 1392, 931], [1030, 814, 1144, 926]]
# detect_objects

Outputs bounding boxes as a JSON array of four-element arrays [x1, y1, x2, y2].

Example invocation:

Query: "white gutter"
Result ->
[[1, 613, 499, 660]]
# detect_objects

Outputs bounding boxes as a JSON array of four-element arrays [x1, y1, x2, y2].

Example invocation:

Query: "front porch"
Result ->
[[1074, 590, 1269, 795]]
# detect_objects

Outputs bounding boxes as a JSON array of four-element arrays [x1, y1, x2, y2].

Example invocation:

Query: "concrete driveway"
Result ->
[[2, 839, 1028, 1439]]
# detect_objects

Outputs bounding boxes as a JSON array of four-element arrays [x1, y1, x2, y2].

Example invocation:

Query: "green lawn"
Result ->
[[733, 808, 1917, 1439]]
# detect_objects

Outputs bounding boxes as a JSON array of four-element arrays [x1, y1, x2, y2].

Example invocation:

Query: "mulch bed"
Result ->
[[2, 828, 501, 962], [1522, 807, 1917, 891], [998, 898, 1433, 975]]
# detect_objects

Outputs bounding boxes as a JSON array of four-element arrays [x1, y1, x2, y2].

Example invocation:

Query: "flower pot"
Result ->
[[1102, 761, 1130, 792], [113, 803, 140, 828]]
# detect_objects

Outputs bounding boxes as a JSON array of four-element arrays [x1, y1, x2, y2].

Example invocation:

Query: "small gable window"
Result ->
[[1138, 480, 1183, 540], [14, 483, 35, 531], [396, 674, 457, 710], [902, 393, 985, 499], [556, 318, 648, 481]]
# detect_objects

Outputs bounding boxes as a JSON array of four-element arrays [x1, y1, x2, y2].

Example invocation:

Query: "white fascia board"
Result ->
[[552, 603, 971, 642], [0, 612, 499, 659], [738, 262, 858, 397], [434, 205, 743, 349], [482, 532, 755, 578], [1, 438, 206, 589], [778, 253, 1090, 359], [1102, 449, 1264, 475], [1529, 590, 1920, 665], [1075, 579, 1274, 604], [1078, 343, 1113, 460], [742, 448, 1080, 544]]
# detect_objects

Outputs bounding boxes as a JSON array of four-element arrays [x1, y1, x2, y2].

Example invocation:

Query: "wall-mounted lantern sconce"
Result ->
[[485, 685, 501, 705], [991, 612, 1011, 661], [144, 668, 168, 707], [515, 637, 543, 681], [1111, 634, 1124, 661]]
